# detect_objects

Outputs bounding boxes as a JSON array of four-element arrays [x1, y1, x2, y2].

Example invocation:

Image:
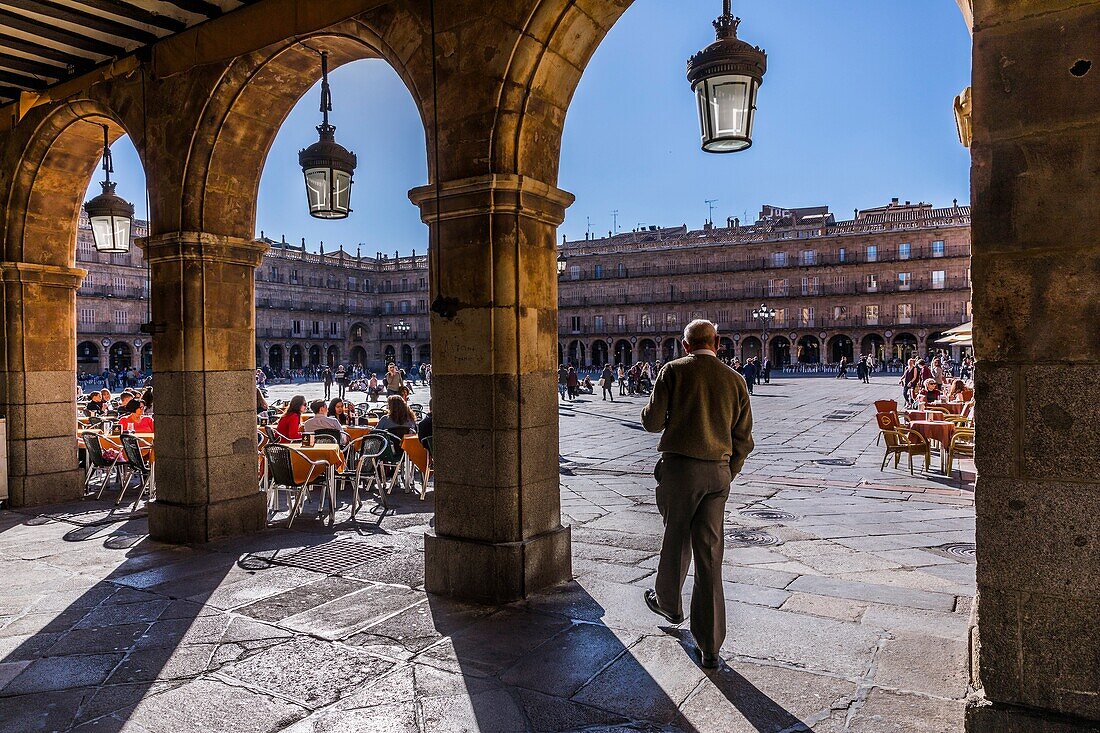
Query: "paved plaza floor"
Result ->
[[1, 376, 975, 732]]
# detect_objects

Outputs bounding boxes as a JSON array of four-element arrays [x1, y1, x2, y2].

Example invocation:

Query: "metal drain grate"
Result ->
[[823, 410, 859, 421], [264, 541, 394, 574], [739, 508, 797, 522], [726, 529, 783, 547], [814, 458, 856, 467], [936, 542, 976, 561]]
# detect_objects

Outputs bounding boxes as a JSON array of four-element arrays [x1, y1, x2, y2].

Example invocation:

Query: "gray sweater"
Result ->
[[641, 353, 755, 474]]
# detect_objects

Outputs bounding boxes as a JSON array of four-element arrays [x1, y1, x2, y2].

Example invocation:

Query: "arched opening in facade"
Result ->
[[108, 342, 133, 371], [718, 337, 735, 360], [926, 331, 947, 357], [401, 344, 413, 366], [140, 344, 153, 373], [77, 341, 100, 373], [327, 345, 340, 367], [309, 345, 322, 367], [662, 338, 682, 363], [418, 344, 431, 363], [893, 332, 918, 362], [352, 346, 368, 366], [828, 335, 854, 364], [770, 336, 792, 367], [796, 335, 820, 364], [741, 336, 762, 362], [591, 340, 609, 367], [861, 334, 886, 362], [384, 345, 396, 363], [268, 345, 284, 372], [638, 338, 657, 364], [289, 345, 303, 370], [350, 322, 367, 342], [614, 339, 632, 366], [567, 339, 586, 367], [557, 343, 564, 365]]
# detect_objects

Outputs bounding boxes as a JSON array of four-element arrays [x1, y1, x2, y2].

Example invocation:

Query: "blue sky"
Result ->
[[97, 0, 972, 254]]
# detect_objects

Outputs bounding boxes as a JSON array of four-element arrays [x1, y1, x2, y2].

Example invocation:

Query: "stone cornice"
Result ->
[[0, 262, 86, 289], [409, 175, 576, 227], [137, 232, 269, 269]]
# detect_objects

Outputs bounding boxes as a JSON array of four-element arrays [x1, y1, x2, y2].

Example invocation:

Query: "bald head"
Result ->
[[683, 319, 718, 352]]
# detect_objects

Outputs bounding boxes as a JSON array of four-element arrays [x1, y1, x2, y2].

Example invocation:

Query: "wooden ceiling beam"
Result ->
[[0, 32, 78, 65], [0, 0, 160, 46], [0, 9, 128, 57], [0, 51, 68, 79], [160, 0, 224, 19], [67, 0, 189, 33]]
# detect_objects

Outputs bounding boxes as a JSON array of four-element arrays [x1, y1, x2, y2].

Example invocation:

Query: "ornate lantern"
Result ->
[[687, 0, 767, 153], [557, 251, 567, 276], [299, 52, 357, 219], [83, 124, 135, 253]]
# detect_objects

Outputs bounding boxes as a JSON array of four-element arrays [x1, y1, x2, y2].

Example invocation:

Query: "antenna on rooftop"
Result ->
[[611, 209, 619, 235], [705, 199, 719, 226]]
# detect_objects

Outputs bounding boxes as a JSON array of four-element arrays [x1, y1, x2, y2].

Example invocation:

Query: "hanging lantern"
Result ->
[[299, 51, 357, 219], [83, 124, 135, 253], [687, 0, 767, 153], [557, 251, 568, 276]]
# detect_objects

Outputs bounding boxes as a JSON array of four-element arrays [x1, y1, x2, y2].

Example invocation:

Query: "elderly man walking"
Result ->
[[641, 319, 754, 668]]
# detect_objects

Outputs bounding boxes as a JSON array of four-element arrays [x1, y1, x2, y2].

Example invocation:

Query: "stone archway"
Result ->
[[741, 336, 762, 361], [796, 335, 821, 364], [638, 338, 657, 364], [77, 341, 100, 373], [327, 345, 340, 367], [401, 344, 414, 366], [109, 342, 133, 371], [567, 339, 585, 367], [268, 345, 284, 372], [662, 337, 682, 363], [893, 332, 918, 361], [861, 333, 886, 362], [591, 340, 609, 367], [828, 335, 854, 363], [309, 345, 322, 367], [770, 336, 792, 367], [289, 345, 303, 370], [614, 339, 632, 366]]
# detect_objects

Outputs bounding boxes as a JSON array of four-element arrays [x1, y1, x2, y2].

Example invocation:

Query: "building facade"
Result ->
[[75, 215, 430, 377], [558, 199, 972, 369], [76, 198, 970, 377]]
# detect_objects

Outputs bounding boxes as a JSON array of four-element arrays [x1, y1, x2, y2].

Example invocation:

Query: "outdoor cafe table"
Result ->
[[931, 401, 966, 415], [78, 431, 155, 460]]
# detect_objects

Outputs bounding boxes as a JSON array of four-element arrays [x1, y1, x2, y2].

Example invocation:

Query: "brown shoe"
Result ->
[[643, 589, 684, 625]]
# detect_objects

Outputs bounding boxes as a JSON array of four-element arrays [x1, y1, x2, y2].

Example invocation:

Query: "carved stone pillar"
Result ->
[[0, 262, 86, 505], [410, 175, 574, 602], [139, 232, 268, 543]]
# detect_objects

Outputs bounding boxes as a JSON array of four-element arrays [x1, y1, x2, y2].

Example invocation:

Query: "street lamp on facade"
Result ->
[[752, 302, 776, 356], [557, 251, 567, 277], [688, 0, 767, 154], [389, 322, 412, 337], [299, 51, 357, 219], [84, 124, 135, 254]]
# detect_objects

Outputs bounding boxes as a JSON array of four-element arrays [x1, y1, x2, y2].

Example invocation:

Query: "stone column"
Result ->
[[967, 2, 1100, 731], [410, 175, 573, 603], [139, 232, 268, 543], [0, 262, 86, 505]]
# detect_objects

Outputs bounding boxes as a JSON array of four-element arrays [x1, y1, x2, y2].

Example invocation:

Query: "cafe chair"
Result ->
[[312, 432, 340, 445], [264, 444, 334, 528], [81, 432, 121, 499], [350, 434, 390, 517], [370, 429, 409, 496], [945, 427, 976, 476], [876, 413, 931, 475], [117, 433, 155, 508], [402, 434, 433, 500]]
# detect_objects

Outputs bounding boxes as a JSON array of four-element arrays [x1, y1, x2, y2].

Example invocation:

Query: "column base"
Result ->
[[966, 696, 1100, 733], [425, 525, 572, 603], [148, 491, 266, 544], [7, 469, 84, 508]]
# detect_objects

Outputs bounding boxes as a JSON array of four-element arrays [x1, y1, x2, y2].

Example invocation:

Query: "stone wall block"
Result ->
[[1018, 594, 1100, 719], [976, 477, 1100, 595], [15, 469, 83, 508], [23, 371, 78, 406], [433, 424, 519, 492], [521, 475, 564, 539], [431, 372, 559, 431], [205, 451, 261, 503], [152, 409, 207, 463], [518, 421, 560, 488], [151, 455, 209, 506], [1021, 366, 1100, 480], [23, 435, 78, 475], [434, 481, 523, 544], [23, 402, 80, 441], [203, 409, 258, 460], [973, 586, 1024, 703], [973, 363, 1017, 478]]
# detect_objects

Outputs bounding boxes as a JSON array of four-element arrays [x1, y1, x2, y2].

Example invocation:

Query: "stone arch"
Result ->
[[828, 334, 854, 363], [350, 322, 368, 343], [418, 344, 431, 363], [638, 338, 657, 364], [796, 335, 820, 364], [77, 341, 100, 372], [352, 346, 368, 366], [662, 337, 682, 363], [309, 345, 322, 367], [327, 345, 340, 367], [109, 342, 133, 371], [591, 340, 609, 367], [182, 24, 429, 239], [140, 343, 153, 373], [861, 333, 886, 362], [614, 339, 632, 365], [893, 332, 918, 362], [770, 336, 791, 367], [741, 336, 762, 362], [268, 345, 284, 372], [289, 345, 303, 370], [401, 343, 414, 365], [567, 339, 585, 367]]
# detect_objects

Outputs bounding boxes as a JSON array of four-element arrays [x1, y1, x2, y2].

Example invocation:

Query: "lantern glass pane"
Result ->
[[698, 74, 759, 153], [304, 167, 331, 213], [695, 84, 709, 142], [91, 215, 130, 253], [332, 170, 353, 215]]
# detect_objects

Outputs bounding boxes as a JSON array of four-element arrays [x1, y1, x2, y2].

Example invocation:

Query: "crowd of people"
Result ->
[[899, 354, 975, 408]]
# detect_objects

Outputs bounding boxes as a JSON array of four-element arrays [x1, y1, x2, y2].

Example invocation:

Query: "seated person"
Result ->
[[116, 391, 139, 416], [328, 398, 351, 426], [85, 391, 107, 416], [946, 379, 974, 403], [417, 401, 432, 447], [917, 379, 942, 405], [302, 399, 347, 446], [118, 400, 154, 433], [581, 376, 594, 393], [275, 395, 306, 442], [376, 395, 418, 437]]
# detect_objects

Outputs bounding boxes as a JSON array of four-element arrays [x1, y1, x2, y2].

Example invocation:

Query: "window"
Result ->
[[932, 270, 946, 289], [767, 278, 789, 297], [570, 316, 581, 332], [419, 277, 426, 288], [865, 274, 878, 292], [799, 307, 815, 327], [292, 320, 301, 335], [79, 308, 96, 324], [800, 250, 817, 266], [418, 299, 427, 312], [774, 307, 788, 326], [384, 280, 392, 292], [932, 240, 945, 257], [312, 321, 320, 335], [594, 315, 605, 332], [866, 245, 878, 262], [594, 264, 604, 279], [329, 322, 338, 336], [291, 269, 299, 284], [898, 272, 912, 291], [838, 247, 846, 263], [899, 242, 911, 260], [78, 238, 94, 256], [640, 313, 652, 328], [864, 305, 880, 326], [897, 303, 913, 324], [801, 276, 820, 295], [833, 305, 849, 321], [931, 301, 948, 317], [665, 312, 677, 328], [113, 310, 127, 325], [771, 252, 788, 267], [617, 263, 627, 277], [616, 314, 626, 329], [383, 302, 394, 314], [569, 265, 580, 280], [399, 300, 410, 313], [401, 278, 409, 290]]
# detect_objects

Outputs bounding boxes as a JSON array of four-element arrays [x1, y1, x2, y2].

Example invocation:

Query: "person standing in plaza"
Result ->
[[640, 319, 754, 669], [334, 365, 347, 399], [761, 356, 771, 384], [558, 364, 569, 400], [566, 366, 579, 401], [617, 363, 627, 396], [322, 366, 333, 400], [741, 357, 757, 394], [836, 356, 849, 379], [601, 363, 615, 402], [384, 363, 405, 396]]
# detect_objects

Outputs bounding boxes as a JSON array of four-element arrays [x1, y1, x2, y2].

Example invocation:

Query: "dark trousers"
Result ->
[[324, 382, 332, 399], [602, 386, 614, 401], [654, 454, 732, 655]]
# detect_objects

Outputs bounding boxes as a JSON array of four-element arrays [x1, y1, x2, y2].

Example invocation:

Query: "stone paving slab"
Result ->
[[0, 376, 974, 731]]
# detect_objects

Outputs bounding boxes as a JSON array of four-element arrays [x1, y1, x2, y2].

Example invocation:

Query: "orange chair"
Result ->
[[876, 412, 931, 475], [402, 434, 432, 500]]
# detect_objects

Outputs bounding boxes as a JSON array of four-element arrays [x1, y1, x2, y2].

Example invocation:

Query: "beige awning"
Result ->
[[944, 321, 972, 335]]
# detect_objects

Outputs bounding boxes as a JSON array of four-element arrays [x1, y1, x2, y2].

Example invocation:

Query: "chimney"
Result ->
[[320, 242, 324, 254], [281, 234, 286, 244], [890, 197, 899, 206], [260, 230, 264, 239]]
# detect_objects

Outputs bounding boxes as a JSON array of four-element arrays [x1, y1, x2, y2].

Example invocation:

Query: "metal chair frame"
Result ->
[[263, 444, 334, 528], [117, 433, 155, 508], [81, 432, 121, 499]]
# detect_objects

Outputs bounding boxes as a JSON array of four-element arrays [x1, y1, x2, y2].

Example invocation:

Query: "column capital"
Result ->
[[0, 262, 86, 289], [137, 231, 269, 268], [409, 174, 575, 227]]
